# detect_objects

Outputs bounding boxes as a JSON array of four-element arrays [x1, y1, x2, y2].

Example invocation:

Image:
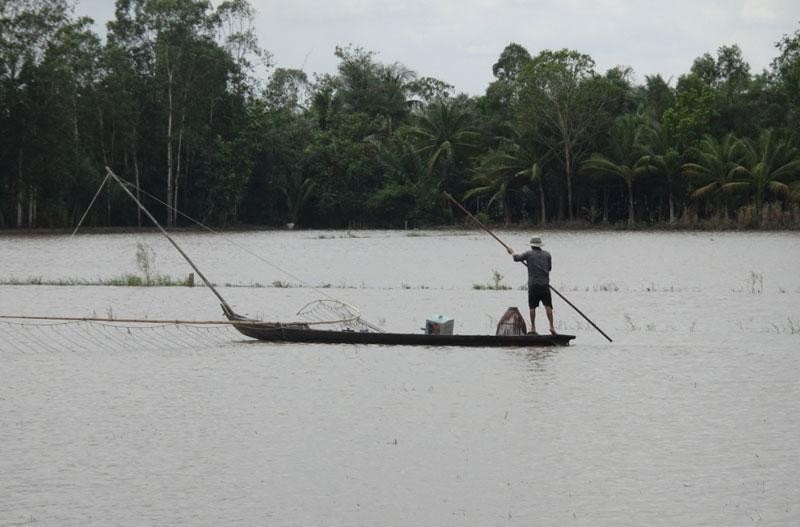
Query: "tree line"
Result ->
[[2, 0, 800, 230]]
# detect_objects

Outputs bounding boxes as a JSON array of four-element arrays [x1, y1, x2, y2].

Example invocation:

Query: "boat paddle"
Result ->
[[443, 192, 613, 343]]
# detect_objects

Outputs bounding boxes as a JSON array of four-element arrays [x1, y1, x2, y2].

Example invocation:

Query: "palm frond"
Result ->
[[767, 181, 790, 196], [720, 181, 750, 193], [690, 182, 719, 199], [682, 163, 710, 178]]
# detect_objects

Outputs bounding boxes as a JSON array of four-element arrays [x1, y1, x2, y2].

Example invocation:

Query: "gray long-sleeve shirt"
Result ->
[[514, 248, 552, 286]]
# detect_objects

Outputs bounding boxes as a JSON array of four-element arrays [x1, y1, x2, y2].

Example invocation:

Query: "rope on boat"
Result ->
[[71, 172, 110, 238], [72, 173, 383, 333]]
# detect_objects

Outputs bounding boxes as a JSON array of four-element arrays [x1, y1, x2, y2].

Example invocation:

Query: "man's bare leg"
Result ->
[[529, 308, 537, 334], [545, 306, 557, 335]]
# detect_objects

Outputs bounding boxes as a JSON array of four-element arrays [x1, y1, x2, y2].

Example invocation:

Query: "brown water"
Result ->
[[1, 230, 799, 525]]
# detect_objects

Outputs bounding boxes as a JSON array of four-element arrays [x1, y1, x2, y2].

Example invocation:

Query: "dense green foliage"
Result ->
[[3, 0, 800, 229]]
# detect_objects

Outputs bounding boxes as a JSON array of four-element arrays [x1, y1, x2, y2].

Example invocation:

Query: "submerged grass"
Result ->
[[770, 318, 800, 335], [473, 270, 512, 291], [473, 283, 512, 290], [2, 274, 197, 287]]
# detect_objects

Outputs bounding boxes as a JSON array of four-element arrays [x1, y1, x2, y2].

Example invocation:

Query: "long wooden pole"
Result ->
[[105, 167, 235, 315], [444, 192, 613, 343]]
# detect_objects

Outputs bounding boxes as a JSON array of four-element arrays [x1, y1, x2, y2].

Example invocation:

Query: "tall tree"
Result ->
[[662, 73, 715, 149], [37, 16, 104, 226], [467, 127, 547, 225], [638, 74, 675, 120], [216, 0, 267, 93], [366, 135, 441, 226], [518, 49, 608, 220], [405, 99, 481, 197], [683, 133, 744, 219], [726, 130, 800, 222], [581, 113, 651, 225], [333, 45, 415, 135], [0, 0, 71, 226], [264, 68, 309, 111], [773, 26, 800, 130], [108, 0, 225, 226], [640, 119, 689, 223], [709, 45, 752, 136]]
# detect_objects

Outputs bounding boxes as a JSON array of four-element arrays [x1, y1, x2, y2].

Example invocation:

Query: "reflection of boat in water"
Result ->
[[105, 168, 575, 348]]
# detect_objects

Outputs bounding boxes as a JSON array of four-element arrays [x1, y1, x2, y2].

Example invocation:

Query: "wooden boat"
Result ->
[[225, 313, 573, 346], [107, 168, 576, 348], [222, 296, 575, 348], [231, 325, 573, 346]]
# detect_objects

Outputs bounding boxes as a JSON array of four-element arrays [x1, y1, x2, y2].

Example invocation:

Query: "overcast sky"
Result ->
[[75, 0, 800, 95]]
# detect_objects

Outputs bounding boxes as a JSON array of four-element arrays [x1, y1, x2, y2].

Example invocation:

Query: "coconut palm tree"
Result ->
[[365, 135, 440, 225], [638, 148, 690, 224], [790, 181, 800, 205], [404, 100, 480, 194], [683, 133, 744, 219], [466, 141, 547, 225], [640, 120, 688, 224], [581, 113, 651, 225], [723, 130, 800, 223]]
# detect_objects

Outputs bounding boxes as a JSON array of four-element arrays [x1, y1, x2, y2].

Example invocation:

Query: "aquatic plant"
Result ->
[[624, 313, 638, 331], [593, 281, 620, 292], [0, 275, 194, 287], [749, 271, 764, 294], [135, 242, 156, 284], [473, 269, 512, 290]]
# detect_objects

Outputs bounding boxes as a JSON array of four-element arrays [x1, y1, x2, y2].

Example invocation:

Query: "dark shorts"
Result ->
[[528, 284, 552, 308]]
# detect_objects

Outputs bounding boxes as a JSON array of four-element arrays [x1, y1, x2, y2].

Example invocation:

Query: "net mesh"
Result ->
[[296, 299, 382, 332], [0, 319, 240, 354], [496, 307, 527, 336]]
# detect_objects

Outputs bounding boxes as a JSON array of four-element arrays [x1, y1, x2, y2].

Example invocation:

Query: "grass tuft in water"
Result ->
[[749, 271, 764, 294], [1, 274, 195, 287], [473, 270, 512, 291], [593, 281, 620, 292], [624, 313, 638, 331]]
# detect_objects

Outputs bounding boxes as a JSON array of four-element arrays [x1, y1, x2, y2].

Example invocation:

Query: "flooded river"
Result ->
[[1, 230, 799, 525]]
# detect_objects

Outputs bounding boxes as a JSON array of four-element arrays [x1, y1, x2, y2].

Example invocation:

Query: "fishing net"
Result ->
[[496, 307, 527, 336], [0, 301, 385, 354], [0, 318, 240, 354], [66, 170, 387, 337], [296, 299, 383, 333]]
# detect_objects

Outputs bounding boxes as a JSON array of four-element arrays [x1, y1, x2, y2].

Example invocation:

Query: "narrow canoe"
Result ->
[[229, 321, 575, 347]]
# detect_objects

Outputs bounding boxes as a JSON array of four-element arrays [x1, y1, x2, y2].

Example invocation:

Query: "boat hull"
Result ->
[[231, 323, 575, 347]]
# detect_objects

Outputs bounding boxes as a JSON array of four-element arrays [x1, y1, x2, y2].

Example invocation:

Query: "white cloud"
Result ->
[[740, 0, 777, 21], [76, 0, 800, 93]]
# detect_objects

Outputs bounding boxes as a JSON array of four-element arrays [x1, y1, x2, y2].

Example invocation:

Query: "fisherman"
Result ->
[[511, 236, 557, 335]]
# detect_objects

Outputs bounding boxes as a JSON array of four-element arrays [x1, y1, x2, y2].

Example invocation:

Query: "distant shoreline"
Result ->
[[1, 222, 799, 236]]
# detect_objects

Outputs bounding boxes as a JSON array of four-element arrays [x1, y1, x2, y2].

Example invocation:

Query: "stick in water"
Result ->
[[443, 192, 613, 343]]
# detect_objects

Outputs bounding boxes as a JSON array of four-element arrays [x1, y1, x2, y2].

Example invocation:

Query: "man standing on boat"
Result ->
[[511, 236, 557, 335]]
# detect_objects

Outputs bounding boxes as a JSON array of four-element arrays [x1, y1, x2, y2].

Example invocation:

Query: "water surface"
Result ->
[[1, 230, 798, 525]]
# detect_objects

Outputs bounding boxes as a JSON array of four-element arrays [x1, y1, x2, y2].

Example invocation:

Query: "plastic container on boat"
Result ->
[[425, 315, 454, 335]]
